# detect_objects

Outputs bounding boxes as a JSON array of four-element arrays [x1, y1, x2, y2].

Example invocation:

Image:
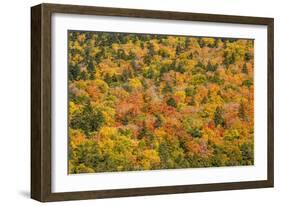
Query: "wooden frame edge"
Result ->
[[31, 4, 43, 201], [31, 3, 53, 202], [267, 18, 274, 188], [42, 180, 272, 202]]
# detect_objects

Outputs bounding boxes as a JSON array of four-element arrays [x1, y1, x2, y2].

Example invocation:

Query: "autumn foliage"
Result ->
[[68, 31, 254, 174]]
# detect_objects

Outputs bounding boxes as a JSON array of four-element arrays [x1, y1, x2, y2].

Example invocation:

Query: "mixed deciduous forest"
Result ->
[[68, 31, 254, 174]]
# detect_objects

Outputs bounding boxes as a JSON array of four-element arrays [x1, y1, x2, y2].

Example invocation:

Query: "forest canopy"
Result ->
[[68, 31, 254, 174]]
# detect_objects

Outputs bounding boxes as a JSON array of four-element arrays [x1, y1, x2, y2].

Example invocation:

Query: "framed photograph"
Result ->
[[31, 3, 274, 202]]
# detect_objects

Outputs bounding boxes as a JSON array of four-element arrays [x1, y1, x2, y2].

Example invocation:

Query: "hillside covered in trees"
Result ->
[[68, 31, 254, 174]]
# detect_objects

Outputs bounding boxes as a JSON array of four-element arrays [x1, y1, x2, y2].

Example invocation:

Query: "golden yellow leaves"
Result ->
[[139, 150, 161, 170], [201, 37, 216, 47], [70, 53, 84, 65], [129, 78, 142, 90], [225, 39, 252, 63], [154, 128, 167, 139], [69, 129, 86, 149], [93, 79, 109, 93], [77, 33, 86, 42], [99, 126, 118, 139], [174, 90, 186, 103], [90, 47, 101, 58]]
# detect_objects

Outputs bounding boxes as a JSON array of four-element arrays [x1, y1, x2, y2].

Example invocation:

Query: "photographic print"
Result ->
[[68, 31, 254, 174], [31, 4, 273, 201]]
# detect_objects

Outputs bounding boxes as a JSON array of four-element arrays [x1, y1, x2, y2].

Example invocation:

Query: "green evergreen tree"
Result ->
[[70, 103, 105, 136], [166, 97, 177, 108], [214, 107, 225, 127], [162, 83, 173, 94], [238, 101, 246, 120], [242, 63, 248, 74]]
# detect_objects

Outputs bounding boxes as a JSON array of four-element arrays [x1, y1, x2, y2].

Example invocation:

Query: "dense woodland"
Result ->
[[68, 31, 254, 174]]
